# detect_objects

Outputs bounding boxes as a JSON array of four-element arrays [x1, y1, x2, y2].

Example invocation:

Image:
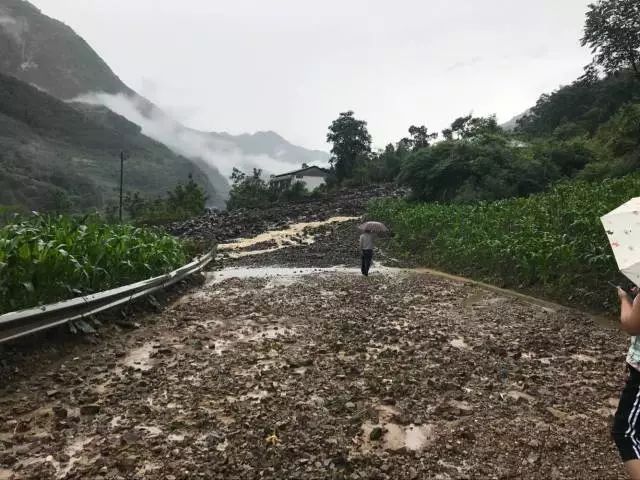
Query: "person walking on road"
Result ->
[[613, 286, 640, 480], [359, 229, 375, 276]]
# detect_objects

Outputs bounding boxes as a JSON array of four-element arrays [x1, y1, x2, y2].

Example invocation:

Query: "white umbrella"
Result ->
[[358, 221, 388, 233], [601, 197, 640, 285]]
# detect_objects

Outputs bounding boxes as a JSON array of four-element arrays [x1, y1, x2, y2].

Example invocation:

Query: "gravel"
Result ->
[[0, 191, 629, 479]]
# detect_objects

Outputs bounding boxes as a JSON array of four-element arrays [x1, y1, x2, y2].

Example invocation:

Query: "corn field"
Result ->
[[0, 214, 187, 314], [369, 175, 640, 311]]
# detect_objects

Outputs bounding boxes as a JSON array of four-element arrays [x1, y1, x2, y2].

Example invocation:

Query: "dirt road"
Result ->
[[0, 219, 630, 479]]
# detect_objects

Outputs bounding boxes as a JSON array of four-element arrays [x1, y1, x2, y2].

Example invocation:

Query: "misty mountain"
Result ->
[[213, 131, 330, 169], [0, 0, 329, 205], [0, 71, 222, 211], [0, 0, 131, 99], [500, 110, 530, 131]]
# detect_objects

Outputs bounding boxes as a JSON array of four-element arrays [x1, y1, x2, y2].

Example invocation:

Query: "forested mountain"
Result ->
[[0, 0, 328, 211], [0, 72, 219, 211]]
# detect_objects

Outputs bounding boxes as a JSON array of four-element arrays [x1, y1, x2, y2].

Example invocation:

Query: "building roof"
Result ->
[[271, 165, 329, 179]]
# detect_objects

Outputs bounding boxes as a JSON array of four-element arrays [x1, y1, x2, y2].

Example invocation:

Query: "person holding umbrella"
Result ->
[[359, 221, 387, 276], [613, 287, 640, 479], [603, 199, 640, 478]]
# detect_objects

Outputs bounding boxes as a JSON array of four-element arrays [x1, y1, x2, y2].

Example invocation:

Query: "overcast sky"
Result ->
[[31, 0, 593, 151]]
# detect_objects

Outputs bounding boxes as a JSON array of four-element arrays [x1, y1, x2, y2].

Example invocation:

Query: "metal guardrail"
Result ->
[[0, 250, 214, 344]]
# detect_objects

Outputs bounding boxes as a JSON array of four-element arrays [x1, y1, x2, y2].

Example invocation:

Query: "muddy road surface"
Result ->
[[0, 220, 630, 479]]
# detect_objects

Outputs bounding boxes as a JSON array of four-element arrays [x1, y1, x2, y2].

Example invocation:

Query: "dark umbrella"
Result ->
[[358, 221, 388, 233]]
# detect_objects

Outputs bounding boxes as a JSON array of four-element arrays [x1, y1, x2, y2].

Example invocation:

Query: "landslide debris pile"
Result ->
[[168, 187, 404, 242]]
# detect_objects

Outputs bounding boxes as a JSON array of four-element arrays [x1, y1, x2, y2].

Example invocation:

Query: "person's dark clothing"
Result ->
[[613, 365, 640, 461], [361, 249, 373, 276]]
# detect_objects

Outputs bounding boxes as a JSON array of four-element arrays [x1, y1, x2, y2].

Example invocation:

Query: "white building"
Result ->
[[270, 165, 329, 191]]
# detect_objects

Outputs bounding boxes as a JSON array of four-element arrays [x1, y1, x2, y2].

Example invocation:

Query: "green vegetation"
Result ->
[[581, 0, 640, 78], [226, 168, 321, 210], [327, 111, 372, 182], [120, 175, 208, 225], [368, 175, 640, 311], [323, 0, 640, 204], [0, 214, 188, 314]]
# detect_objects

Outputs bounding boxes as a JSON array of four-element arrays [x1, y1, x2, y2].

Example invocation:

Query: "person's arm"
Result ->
[[359, 234, 363, 250], [619, 288, 640, 335]]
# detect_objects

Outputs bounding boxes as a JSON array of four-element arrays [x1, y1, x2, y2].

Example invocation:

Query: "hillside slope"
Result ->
[[0, 0, 328, 193], [214, 130, 329, 168], [0, 0, 130, 99], [0, 72, 222, 211]]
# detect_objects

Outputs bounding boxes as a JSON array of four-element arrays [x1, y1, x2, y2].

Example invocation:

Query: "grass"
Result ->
[[0, 214, 188, 314]]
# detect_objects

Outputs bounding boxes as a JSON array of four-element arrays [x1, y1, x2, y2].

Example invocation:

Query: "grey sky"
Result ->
[[31, 0, 593, 151]]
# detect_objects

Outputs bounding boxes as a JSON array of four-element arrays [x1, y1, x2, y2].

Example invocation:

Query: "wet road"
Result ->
[[0, 222, 631, 479]]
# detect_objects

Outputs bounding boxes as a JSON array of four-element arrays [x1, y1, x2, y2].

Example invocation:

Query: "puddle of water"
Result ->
[[450, 337, 470, 350], [110, 416, 123, 429], [57, 437, 94, 479], [241, 327, 296, 342], [360, 421, 435, 453], [136, 425, 162, 436], [217, 217, 359, 258], [137, 462, 162, 475], [120, 343, 155, 372], [207, 265, 403, 285], [356, 403, 436, 454], [571, 354, 597, 363], [94, 380, 111, 395]]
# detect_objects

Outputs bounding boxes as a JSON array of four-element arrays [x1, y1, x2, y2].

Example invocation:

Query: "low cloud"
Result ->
[[74, 92, 298, 180], [0, 12, 27, 45], [446, 56, 484, 72]]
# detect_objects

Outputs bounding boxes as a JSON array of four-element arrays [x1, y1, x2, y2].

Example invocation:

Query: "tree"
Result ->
[[227, 168, 274, 210], [582, 0, 640, 77], [442, 115, 500, 140], [399, 134, 566, 203], [326, 111, 372, 181], [516, 72, 640, 136], [122, 175, 207, 224], [167, 174, 207, 216], [408, 125, 438, 150]]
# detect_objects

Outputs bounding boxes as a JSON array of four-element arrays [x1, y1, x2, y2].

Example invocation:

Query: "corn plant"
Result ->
[[368, 174, 640, 311], [0, 214, 187, 314]]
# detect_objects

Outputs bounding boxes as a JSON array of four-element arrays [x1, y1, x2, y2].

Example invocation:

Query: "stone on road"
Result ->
[[0, 265, 626, 479]]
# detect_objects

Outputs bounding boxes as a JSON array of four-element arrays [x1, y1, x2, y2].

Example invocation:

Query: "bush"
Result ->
[[0, 214, 188, 313], [124, 175, 207, 225], [226, 168, 321, 210], [368, 174, 640, 311]]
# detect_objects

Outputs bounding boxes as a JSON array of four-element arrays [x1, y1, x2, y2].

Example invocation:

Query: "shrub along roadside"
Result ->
[[368, 175, 640, 312], [0, 214, 188, 314]]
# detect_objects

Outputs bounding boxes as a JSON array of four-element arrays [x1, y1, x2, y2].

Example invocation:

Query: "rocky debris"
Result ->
[[52, 406, 67, 420], [0, 219, 629, 479], [167, 186, 404, 242], [79, 404, 100, 416], [219, 219, 376, 269], [369, 427, 384, 441]]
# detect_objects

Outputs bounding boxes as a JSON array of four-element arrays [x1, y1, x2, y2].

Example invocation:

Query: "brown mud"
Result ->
[[0, 201, 630, 479]]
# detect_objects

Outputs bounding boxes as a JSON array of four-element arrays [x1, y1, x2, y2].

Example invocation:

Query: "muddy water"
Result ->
[[206, 265, 404, 285], [358, 404, 436, 454], [120, 343, 155, 371], [217, 216, 359, 258]]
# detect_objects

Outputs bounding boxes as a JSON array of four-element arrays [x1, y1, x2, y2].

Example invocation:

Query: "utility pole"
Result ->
[[119, 151, 127, 222]]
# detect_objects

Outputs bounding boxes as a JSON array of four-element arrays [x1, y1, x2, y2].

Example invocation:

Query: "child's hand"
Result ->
[[618, 287, 632, 302]]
